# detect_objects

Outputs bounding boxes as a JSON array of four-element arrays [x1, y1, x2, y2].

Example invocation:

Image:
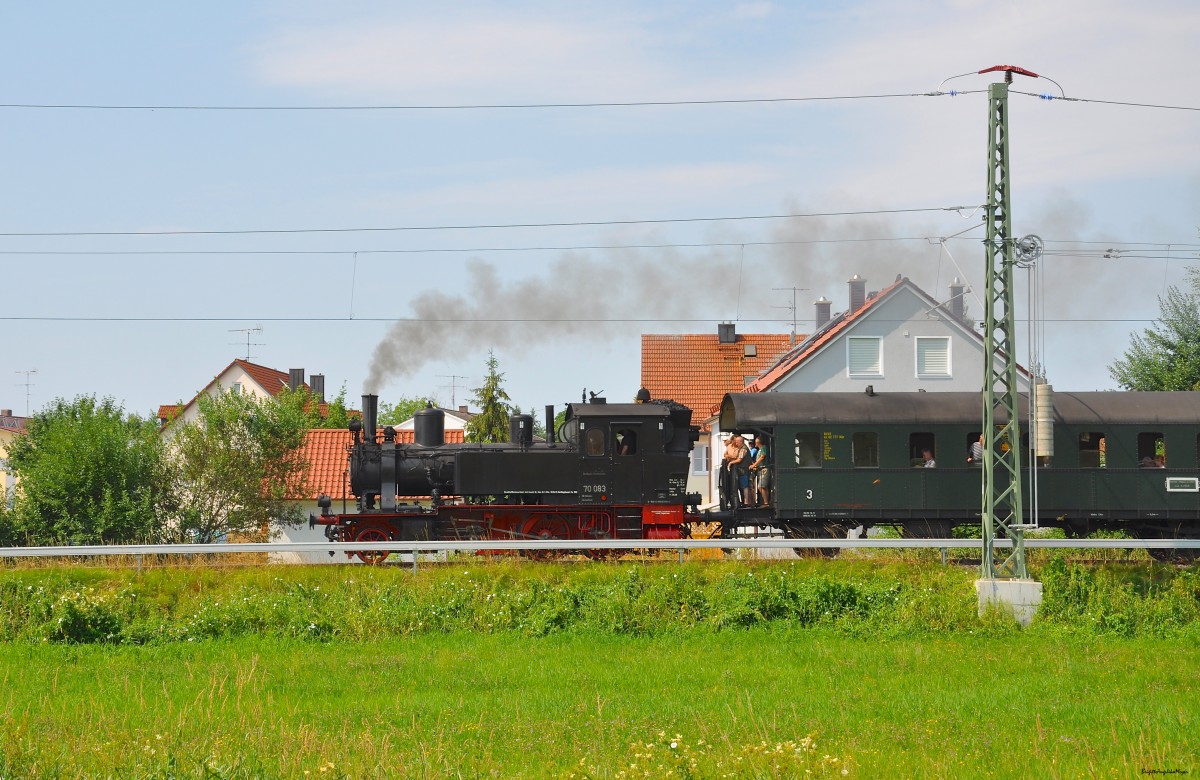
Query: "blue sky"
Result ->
[[3, 1, 1198, 418]]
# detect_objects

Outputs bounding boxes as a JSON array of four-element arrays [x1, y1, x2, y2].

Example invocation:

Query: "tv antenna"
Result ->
[[772, 286, 808, 344], [437, 374, 470, 408], [228, 325, 264, 361], [14, 369, 36, 416]]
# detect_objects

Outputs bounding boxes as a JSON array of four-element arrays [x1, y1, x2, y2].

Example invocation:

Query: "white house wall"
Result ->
[[767, 290, 1027, 394]]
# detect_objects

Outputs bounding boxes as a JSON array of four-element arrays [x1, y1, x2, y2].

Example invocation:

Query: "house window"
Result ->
[[691, 444, 710, 475], [852, 432, 879, 468], [916, 337, 950, 377], [847, 337, 882, 377], [231, 382, 242, 395]]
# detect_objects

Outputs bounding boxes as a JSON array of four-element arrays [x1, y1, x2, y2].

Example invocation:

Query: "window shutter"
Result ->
[[848, 338, 881, 375], [917, 338, 950, 375]]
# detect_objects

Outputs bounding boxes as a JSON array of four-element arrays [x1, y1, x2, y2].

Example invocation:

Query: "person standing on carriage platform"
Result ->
[[724, 434, 751, 507], [749, 435, 770, 508]]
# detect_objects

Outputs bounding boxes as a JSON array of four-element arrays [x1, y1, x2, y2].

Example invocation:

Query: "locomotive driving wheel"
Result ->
[[522, 516, 571, 560], [352, 525, 392, 565]]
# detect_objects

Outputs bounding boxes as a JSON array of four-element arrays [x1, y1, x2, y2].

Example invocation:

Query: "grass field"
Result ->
[[0, 558, 1197, 778], [0, 631, 1196, 778]]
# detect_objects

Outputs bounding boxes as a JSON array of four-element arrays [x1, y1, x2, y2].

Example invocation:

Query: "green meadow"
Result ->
[[0, 558, 1197, 778]]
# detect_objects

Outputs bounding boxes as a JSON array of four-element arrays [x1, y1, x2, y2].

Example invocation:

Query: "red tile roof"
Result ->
[[161, 360, 314, 429], [641, 332, 797, 431], [296, 428, 467, 500], [237, 360, 301, 397]]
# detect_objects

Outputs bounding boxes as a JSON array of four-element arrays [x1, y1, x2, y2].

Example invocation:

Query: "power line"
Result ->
[[2, 238, 1196, 260], [2, 89, 1192, 113], [0, 234, 981, 256], [1012, 90, 1200, 112], [0, 205, 979, 238], [0, 315, 1173, 324], [0, 91, 972, 112]]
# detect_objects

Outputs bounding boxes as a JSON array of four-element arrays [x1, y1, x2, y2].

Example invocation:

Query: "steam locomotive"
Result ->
[[312, 391, 702, 562], [315, 387, 1200, 563]]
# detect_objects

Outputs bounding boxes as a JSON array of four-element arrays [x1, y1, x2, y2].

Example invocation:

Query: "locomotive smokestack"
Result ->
[[362, 394, 378, 443], [848, 275, 866, 312], [545, 404, 556, 445]]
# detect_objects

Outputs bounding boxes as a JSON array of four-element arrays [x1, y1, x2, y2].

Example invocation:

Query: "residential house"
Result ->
[[392, 405, 475, 433], [158, 359, 328, 431], [702, 274, 1032, 504], [0, 409, 26, 507], [641, 327, 797, 504]]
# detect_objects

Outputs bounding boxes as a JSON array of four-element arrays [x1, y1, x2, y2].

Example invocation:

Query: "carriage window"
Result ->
[[1079, 432, 1106, 468], [584, 427, 606, 457], [853, 432, 879, 468], [1137, 432, 1165, 468], [967, 431, 983, 465], [795, 433, 821, 468], [909, 432, 935, 467]]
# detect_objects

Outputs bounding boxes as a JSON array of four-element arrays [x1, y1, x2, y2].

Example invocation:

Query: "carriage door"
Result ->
[[610, 424, 644, 503]]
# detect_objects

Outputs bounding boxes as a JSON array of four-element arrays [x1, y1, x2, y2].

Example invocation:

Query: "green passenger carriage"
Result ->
[[719, 390, 1200, 555]]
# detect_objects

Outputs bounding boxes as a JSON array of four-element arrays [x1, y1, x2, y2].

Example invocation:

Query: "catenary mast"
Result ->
[[979, 65, 1038, 579]]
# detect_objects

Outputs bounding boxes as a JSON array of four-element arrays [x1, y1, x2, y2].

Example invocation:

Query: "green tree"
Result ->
[[164, 389, 310, 543], [465, 351, 512, 443], [5, 396, 167, 545], [1109, 275, 1200, 390], [277, 385, 352, 429], [379, 395, 440, 426]]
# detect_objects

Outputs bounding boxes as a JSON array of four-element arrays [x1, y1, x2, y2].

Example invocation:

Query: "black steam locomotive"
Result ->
[[313, 392, 701, 562]]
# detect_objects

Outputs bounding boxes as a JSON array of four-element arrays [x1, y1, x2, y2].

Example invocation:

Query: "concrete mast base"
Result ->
[[975, 578, 1043, 626]]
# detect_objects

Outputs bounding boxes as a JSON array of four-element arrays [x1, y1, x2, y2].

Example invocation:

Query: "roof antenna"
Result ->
[[228, 325, 264, 360]]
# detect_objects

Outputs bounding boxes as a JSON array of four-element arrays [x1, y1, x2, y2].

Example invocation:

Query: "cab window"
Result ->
[[584, 427, 606, 457]]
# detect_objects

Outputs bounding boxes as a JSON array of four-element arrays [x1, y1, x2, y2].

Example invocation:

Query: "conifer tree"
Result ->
[[465, 351, 512, 443]]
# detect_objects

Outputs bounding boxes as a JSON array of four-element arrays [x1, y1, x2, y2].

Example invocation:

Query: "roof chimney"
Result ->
[[459, 405, 468, 414], [848, 275, 866, 312], [814, 297, 832, 328], [949, 278, 966, 323], [309, 373, 325, 402], [0, 409, 11, 417], [717, 322, 736, 344], [288, 368, 304, 392]]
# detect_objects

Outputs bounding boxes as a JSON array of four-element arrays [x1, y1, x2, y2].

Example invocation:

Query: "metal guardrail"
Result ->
[[0, 537, 1198, 558]]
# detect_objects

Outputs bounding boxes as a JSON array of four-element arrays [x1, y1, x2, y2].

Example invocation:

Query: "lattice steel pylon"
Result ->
[[980, 66, 1036, 580]]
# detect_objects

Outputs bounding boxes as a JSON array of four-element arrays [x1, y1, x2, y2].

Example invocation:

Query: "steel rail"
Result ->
[[0, 538, 1197, 558]]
